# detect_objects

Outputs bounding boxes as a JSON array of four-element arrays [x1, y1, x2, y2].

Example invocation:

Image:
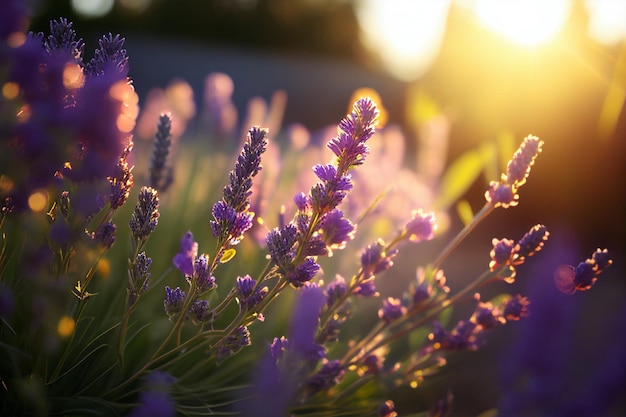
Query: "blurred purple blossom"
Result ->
[[172, 231, 197, 277]]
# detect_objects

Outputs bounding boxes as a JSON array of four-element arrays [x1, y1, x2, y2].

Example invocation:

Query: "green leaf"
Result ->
[[434, 148, 485, 210]]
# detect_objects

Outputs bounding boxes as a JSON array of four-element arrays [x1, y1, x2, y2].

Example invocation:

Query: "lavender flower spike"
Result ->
[[486, 135, 543, 208], [129, 186, 160, 242], [211, 127, 268, 247], [327, 97, 380, 174], [150, 113, 173, 192]]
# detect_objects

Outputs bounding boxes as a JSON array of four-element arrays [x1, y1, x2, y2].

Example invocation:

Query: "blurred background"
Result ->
[[24, 0, 626, 415]]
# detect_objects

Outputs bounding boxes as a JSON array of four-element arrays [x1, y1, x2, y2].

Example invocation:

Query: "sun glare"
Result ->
[[474, 0, 571, 47], [355, 0, 452, 81]]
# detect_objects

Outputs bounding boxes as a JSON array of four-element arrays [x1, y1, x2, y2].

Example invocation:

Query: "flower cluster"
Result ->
[[0, 10, 618, 417]]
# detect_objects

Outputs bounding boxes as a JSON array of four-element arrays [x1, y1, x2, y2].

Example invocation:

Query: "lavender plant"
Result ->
[[0, 8, 618, 417]]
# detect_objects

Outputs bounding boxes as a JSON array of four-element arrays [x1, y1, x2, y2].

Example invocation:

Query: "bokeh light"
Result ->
[[71, 0, 115, 18], [585, 0, 626, 45], [355, 0, 452, 82], [474, 0, 571, 47]]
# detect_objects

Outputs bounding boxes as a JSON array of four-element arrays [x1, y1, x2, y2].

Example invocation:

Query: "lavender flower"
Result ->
[[92, 221, 117, 249], [404, 209, 437, 242], [325, 275, 348, 307], [489, 238, 515, 270], [85, 33, 129, 77], [379, 400, 398, 417], [306, 359, 345, 394], [378, 297, 406, 324], [354, 279, 379, 297], [512, 224, 549, 263], [43, 18, 84, 60], [485, 135, 543, 208], [502, 294, 530, 320], [289, 285, 327, 361], [470, 301, 504, 330], [553, 248, 613, 294], [188, 299, 209, 324], [108, 141, 134, 210], [128, 252, 151, 306], [327, 97, 379, 173], [236, 275, 267, 310], [429, 320, 483, 351], [360, 239, 398, 277], [319, 209, 355, 253], [191, 254, 216, 293], [172, 231, 197, 277], [127, 371, 176, 417], [150, 113, 173, 192], [270, 336, 289, 360], [164, 286, 186, 320], [129, 186, 160, 243]]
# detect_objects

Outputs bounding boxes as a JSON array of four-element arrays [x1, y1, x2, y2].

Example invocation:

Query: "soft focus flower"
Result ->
[[149, 113, 173, 192], [236, 275, 267, 310], [404, 209, 437, 242], [172, 231, 197, 277], [378, 297, 406, 324], [306, 359, 345, 394]]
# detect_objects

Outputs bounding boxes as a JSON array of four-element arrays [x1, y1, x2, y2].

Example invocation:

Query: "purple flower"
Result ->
[[188, 299, 210, 324], [85, 33, 129, 77], [127, 371, 176, 417], [513, 224, 549, 263], [325, 275, 347, 307], [108, 141, 134, 210], [502, 294, 530, 321], [313, 164, 338, 182], [471, 301, 503, 329], [164, 286, 186, 320], [505, 134, 543, 187], [93, 221, 117, 249], [353, 279, 379, 297], [404, 209, 437, 242], [43, 18, 85, 60], [306, 359, 345, 394], [0, 0, 27, 41], [360, 239, 398, 277], [294, 192, 309, 211], [379, 400, 398, 417], [289, 285, 327, 361], [319, 209, 355, 252], [489, 238, 515, 270], [129, 186, 160, 242], [485, 181, 518, 208], [150, 113, 173, 192], [553, 248, 612, 294], [378, 297, 406, 324], [327, 97, 379, 173], [236, 275, 267, 310], [128, 251, 153, 307], [269, 336, 289, 360], [266, 224, 298, 266], [192, 254, 216, 293], [172, 231, 198, 277], [286, 258, 320, 287], [429, 320, 483, 351], [309, 173, 353, 214]]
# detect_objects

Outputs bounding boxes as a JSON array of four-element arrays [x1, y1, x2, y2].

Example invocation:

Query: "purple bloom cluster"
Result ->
[[127, 371, 176, 417], [489, 224, 550, 281], [553, 248, 613, 294], [211, 127, 267, 247], [149, 113, 173, 192], [404, 209, 437, 242], [306, 359, 345, 394], [108, 141, 134, 210], [378, 297, 406, 324], [128, 252, 152, 306], [129, 187, 160, 243], [485, 135, 543, 208], [164, 286, 186, 320], [266, 224, 320, 287], [236, 275, 268, 310], [430, 294, 529, 352], [172, 231, 198, 277]]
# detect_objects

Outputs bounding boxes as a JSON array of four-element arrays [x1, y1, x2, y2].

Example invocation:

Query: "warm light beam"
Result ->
[[475, 0, 571, 47], [356, 0, 452, 81]]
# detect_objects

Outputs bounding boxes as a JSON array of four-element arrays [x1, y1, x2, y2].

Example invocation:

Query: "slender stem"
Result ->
[[431, 202, 494, 272]]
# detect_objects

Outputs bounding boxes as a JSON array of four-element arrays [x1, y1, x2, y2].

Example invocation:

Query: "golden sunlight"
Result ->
[[355, 0, 452, 81], [474, 0, 571, 47]]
